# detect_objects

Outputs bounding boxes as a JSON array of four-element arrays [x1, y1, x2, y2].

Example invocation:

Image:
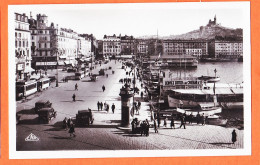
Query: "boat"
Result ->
[[168, 84, 243, 109], [150, 55, 198, 68], [176, 103, 222, 116], [200, 57, 238, 62], [198, 75, 220, 83]]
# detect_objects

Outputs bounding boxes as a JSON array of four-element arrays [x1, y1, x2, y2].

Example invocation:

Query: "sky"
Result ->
[[10, 2, 249, 40]]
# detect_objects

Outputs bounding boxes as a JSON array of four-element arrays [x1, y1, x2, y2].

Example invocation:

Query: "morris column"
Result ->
[[119, 83, 133, 127]]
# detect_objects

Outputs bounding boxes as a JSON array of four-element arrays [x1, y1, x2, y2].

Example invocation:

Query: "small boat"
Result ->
[[176, 103, 228, 126], [176, 103, 222, 116], [198, 75, 220, 83]]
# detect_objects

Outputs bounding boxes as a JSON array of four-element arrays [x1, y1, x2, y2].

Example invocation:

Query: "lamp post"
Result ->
[[56, 48, 59, 87]]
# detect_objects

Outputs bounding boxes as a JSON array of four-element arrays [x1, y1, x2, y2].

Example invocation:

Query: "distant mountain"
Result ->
[[137, 16, 243, 40], [164, 25, 242, 40]]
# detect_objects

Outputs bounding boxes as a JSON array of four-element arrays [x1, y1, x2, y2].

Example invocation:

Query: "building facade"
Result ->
[[137, 39, 148, 55], [120, 35, 135, 55], [29, 14, 58, 69], [103, 34, 121, 58], [29, 14, 80, 69], [15, 13, 32, 81], [162, 39, 208, 57], [208, 40, 243, 58]]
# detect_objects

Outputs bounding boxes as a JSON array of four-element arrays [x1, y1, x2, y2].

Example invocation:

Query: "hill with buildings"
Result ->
[[137, 16, 243, 40]]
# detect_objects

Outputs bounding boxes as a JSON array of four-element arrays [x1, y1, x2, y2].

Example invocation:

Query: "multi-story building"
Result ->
[[77, 36, 91, 58], [29, 14, 58, 69], [162, 39, 208, 57], [55, 28, 78, 66], [120, 35, 135, 55], [15, 13, 32, 81], [29, 13, 79, 69], [103, 34, 121, 58], [208, 40, 243, 58], [136, 39, 148, 55]]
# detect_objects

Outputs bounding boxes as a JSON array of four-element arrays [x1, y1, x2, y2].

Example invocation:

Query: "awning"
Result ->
[[23, 67, 35, 73], [57, 61, 65, 65], [59, 55, 67, 59]]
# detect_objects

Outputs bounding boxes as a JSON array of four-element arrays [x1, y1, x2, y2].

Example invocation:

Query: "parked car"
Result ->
[[38, 107, 57, 123], [34, 100, 52, 113], [75, 109, 94, 126]]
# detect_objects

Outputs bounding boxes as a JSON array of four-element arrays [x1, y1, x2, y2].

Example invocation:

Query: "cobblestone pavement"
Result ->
[[16, 60, 243, 151]]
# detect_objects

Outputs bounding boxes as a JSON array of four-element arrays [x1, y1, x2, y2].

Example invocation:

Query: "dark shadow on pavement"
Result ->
[[81, 80, 92, 82], [75, 124, 118, 129], [209, 142, 233, 145], [18, 118, 40, 125], [110, 120, 121, 124], [159, 133, 235, 149], [52, 136, 73, 140], [17, 108, 35, 115], [60, 100, 84, 103]]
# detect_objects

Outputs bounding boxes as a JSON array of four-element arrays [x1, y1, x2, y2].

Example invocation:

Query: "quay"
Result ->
[[16, 59, 243, 151]]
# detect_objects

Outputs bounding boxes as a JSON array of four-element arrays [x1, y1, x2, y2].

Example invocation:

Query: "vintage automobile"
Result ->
[[75, 109, 94, 126], [34, 100, 52, 113], [38, 107, 57, 123]]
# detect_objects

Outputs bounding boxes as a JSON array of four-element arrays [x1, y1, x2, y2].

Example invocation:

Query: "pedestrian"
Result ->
[[196, 112, 201, 124], [97, 101, 100, 111], [75, 83, 78, 91], [232, 129, 237, 144], [72, 93, 76, 102], [201, 113, 206, 125], [154, 120, 158, 133], [100, 102, 103, 111], [179, 115, 186, 129], [69, 124, 76, 137], [138, 100, 141, 110], [157, 113, 161, 128], [170, 117, 175, 129], [111, 103, 115, 114], [106, 103, 110, 113], [63, 117, 68, 130], [189, 113, 193, 124], [163, 118, 167, 127], [183, 112, 187, 123], [67, 117, 72, 128], [102, 85, 105, 92], [141, 91, 144, 99], [145, 119, 150, 136]]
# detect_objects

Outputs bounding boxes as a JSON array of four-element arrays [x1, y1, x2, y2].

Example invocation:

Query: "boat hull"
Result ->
[[168, 95, 243, 109]]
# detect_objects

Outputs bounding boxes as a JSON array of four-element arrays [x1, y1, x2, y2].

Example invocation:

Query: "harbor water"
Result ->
[[165, 62, 243, 84]]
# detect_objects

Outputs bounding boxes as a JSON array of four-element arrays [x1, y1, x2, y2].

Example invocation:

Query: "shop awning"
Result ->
[[57, 61, 65, 65], [24, 67, 35, 73]]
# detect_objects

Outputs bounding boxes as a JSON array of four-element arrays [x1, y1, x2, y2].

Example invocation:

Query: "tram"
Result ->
[[16, 80, 38, 99], [37, 78, 50, 91]]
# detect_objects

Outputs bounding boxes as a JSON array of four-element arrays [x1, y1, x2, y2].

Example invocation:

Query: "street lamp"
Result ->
[[56, 48, 59, 87]]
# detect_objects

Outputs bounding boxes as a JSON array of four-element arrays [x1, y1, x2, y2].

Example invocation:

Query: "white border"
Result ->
[[8, 2, 251, 159]]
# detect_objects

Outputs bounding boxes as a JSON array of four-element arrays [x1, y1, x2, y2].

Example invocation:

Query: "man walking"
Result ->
[[97, 101, 100, 111], [72, 93, 76, 102], [102, 85, 105, 92], [100, 102, 103, 111], [179, 115, 186, 129], [232, 129, 237, 144], [75, 83, 78, 91], [111, 103, 115, 114]]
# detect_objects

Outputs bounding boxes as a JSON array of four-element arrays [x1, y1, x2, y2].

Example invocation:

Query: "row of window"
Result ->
[[15, 40, 29, 48], [15, 14, 28, 23]]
